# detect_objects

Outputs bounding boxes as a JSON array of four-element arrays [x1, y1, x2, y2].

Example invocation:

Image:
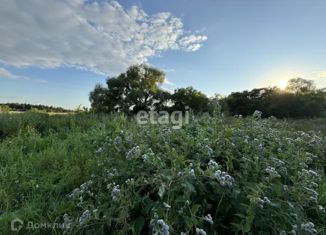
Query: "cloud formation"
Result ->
[[0, 0, 207, 75], [0, 67, 46, 83]]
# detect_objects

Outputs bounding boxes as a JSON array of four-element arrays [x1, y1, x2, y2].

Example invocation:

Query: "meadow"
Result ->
[[0, 111, 325, 234]]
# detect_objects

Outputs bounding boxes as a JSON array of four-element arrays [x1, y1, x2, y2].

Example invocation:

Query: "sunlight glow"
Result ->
[[277, 80, 288, 90]]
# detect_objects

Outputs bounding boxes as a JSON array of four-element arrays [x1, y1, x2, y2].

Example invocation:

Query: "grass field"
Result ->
[[0, 112, 325, 234]]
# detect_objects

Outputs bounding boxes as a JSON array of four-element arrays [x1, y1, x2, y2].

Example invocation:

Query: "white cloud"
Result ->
[[0, 67, 20, 80], [0, 0, 207, 75], [0, 67, 46, 83]]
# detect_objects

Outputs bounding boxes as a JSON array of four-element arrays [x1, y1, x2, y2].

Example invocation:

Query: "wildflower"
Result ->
[[208, 160, 219, 170], [300, 222, 317, 235], [257, 196, 272, 209], [62, 213, 74, 229], [111, 184, 120, 201], [78, 210, 91, 225], [265, 166, 280, 179], [163, 202, 171, 208], [151, 219, 170, 235], [125, 178, 135, 185], [126, 146, 141, 160], [189, 169, 196, 178], [158, 184, 166, 198], [253, 110, 262, 119], [195, 228, 207, 235], [214, 170, 234, 187], [205, 145, 214, 156], [113, 136, 122, 145], [203, 213, 214, 224], [95, 147, 103, 154]]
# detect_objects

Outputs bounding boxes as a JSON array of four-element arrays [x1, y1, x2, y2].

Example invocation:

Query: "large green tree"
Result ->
[[90, 65, 165, 114], [172, 87, 209, 114]]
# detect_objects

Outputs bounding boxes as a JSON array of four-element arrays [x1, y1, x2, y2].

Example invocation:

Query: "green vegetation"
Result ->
[[90, 66, 326, 119], [0, 112, 325, 234], [0, 103, 72, 113]]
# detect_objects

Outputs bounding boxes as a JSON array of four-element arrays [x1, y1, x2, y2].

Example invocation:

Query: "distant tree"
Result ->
[[286, 78, 316, 94], [0, 105, 10, 113], [207, 94, 222, 115], [172, 87, 209, 114], [90, 65, 165, 114], [224, 84, 326, 118], [152, 90, 173, 112]]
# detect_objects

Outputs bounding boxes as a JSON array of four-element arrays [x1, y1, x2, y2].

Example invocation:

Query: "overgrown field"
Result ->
[[0, 112, 325, 234]]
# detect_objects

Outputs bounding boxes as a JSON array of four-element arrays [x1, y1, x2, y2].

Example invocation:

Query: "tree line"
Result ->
[[0, 103, 71, 113], [89, 65, 326, 118]]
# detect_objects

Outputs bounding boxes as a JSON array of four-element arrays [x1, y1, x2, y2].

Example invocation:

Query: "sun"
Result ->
[[277, 80, 287, 90]]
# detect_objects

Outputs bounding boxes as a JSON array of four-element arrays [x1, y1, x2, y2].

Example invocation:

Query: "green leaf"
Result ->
[[133, 216, 145, 235]]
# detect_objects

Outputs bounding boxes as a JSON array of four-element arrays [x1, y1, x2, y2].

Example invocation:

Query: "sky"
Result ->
[[0, 0, 326, 109]]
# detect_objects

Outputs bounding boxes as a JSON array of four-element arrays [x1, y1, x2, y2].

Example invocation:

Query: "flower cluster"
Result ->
[[203, 213, 214, 224], [265, 166, 281, 179], [107, 182, 121, 201], [195, 228, 207, 235], [78, 210, 91, 225], [253, 110, 262, 119], [126, 146, 141, 160], [291, 222, 317, 235], [256, 196, 272, 209], [151, 219, 170, 235], [214, 169, 235, 187]]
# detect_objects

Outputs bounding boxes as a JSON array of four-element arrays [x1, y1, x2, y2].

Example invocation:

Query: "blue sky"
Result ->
[[1, 0, 326, 109]]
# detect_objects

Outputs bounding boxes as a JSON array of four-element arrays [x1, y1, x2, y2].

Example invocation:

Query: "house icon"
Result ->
[[11, 218, 23, 232]]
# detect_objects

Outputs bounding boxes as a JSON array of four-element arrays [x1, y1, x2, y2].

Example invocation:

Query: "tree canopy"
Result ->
[[90, 65, 326, 119]]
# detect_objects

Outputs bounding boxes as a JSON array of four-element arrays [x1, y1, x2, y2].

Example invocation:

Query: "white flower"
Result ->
[[125, 178, 135, 185], [203, 213, 213, 224], [257, 196, 272, 209], [195, 228, 207, 235], [214, 170, 234, 187], [95, 147, 103, 154], [111, 184, 120, 201], [158, 184, 166, 198], [208, 160, 219, 170], [300, 222, 317, 235], [126, 146, 141, 160], [189, 169, 196, 178], [63, 213, 74, 229], [253, 110, 262, 119], [205, 145, 214, 156], [152, 219, 170, 235], [78, 210, 91, 225], [163, 202, 171, 208], [265, 166, 280, 179]]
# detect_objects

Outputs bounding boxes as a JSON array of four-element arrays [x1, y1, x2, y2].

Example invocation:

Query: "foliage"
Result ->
[[0, 112, 325, 234], [172, 87, 210, 114], [286, 78, 316, 94], [0, 103, 71, 113], [224, 79, 326, 118], [0, 105, 10, 113], [89, 64, 165, 114]]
